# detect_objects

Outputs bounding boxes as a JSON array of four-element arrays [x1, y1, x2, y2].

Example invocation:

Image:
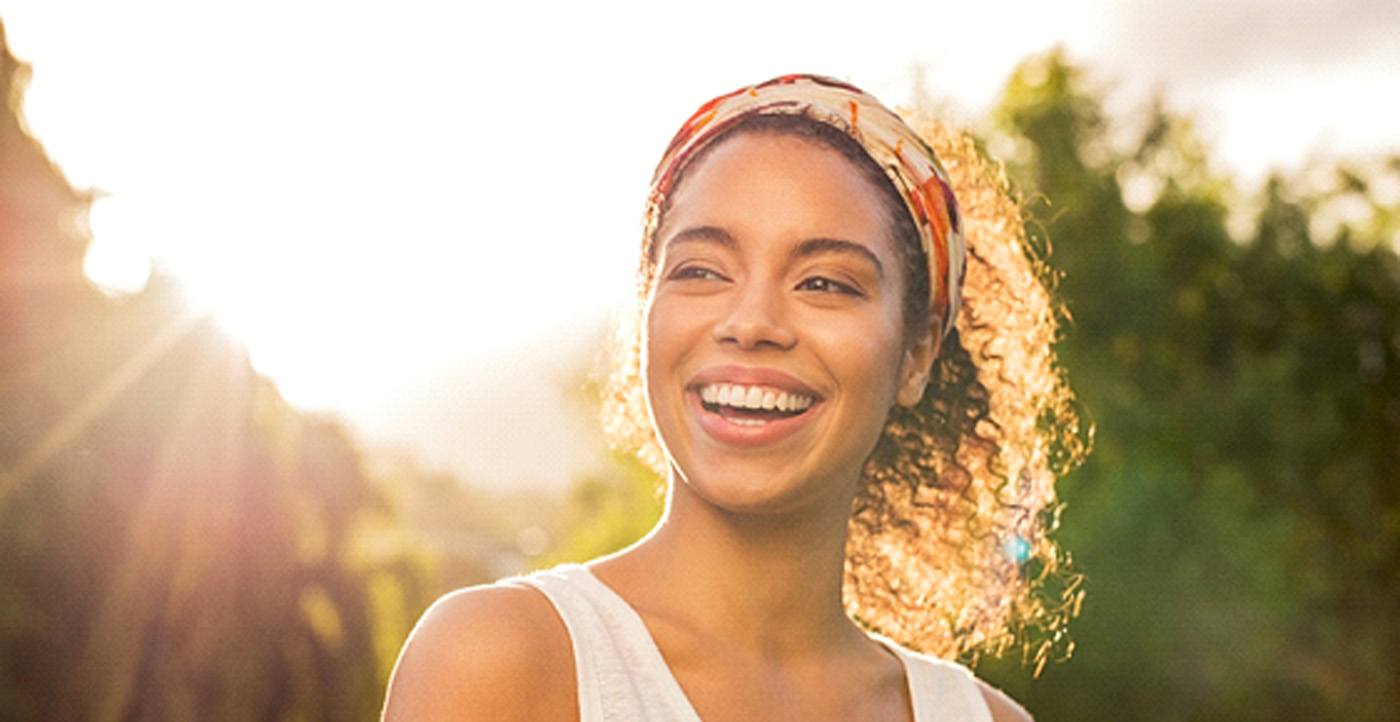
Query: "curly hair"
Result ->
[[600, 109, 1091, 671]]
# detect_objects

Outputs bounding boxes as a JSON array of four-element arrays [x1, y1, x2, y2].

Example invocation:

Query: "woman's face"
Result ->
[[644, 132, 935, 515]]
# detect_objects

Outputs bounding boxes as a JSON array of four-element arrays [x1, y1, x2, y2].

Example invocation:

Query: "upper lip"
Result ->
[[687, 365, 823, 400]]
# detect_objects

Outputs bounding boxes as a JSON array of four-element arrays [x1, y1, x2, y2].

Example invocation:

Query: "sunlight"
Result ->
[[9, 0, 1396, 428], [0, 310, 202, 508], [83, 199, 151, 297]]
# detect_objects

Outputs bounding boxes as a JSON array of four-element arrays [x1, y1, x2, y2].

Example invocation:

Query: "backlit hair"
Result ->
[[601, 111, 1090, 670]]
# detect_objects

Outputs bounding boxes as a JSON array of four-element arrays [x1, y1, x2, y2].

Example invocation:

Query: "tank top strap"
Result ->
[[514, 564, 992, 722], [870, 633, 994, 722], [508, 564, 703, 722]]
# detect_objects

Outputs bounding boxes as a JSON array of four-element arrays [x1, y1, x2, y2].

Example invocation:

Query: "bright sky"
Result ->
[[5, 0, 1398, 488]]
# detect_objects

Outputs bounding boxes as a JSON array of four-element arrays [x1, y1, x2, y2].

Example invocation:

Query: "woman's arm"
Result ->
[[380, 585, 576, 721]]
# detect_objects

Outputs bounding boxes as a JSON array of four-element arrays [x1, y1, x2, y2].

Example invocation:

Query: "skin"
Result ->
[[381, 133, 1032, 722]]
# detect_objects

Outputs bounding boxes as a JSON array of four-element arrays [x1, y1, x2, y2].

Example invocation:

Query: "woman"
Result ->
[[382, 74, 1086, 721]]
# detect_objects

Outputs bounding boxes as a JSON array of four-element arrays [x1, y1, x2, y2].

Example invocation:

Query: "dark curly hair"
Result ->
[[601, 109, 1091, 671]]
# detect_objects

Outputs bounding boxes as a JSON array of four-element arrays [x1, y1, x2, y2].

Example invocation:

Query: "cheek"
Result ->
[[641, 294, 708, 464], [813, 309, 906, 399], [643, 296, 675, 369], [642, 294, 694, 401]]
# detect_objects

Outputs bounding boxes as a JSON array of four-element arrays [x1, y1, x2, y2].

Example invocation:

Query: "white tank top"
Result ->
[[509, 564, 993, 722]]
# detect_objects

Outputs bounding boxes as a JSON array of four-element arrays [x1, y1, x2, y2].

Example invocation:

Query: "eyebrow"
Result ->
[[663, 225, 736, 252], [790, 237, 884, 278], [664, 226, 885, 277]]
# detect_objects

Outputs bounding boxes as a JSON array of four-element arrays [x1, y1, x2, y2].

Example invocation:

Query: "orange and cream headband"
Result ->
[[645, 73, 966, 341]]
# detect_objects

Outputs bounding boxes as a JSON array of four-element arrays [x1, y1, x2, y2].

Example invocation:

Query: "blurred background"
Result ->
[[1, 1, 1397, 720]]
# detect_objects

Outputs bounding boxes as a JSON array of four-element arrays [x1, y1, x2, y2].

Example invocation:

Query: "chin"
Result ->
[[670, 457, 841, 518]]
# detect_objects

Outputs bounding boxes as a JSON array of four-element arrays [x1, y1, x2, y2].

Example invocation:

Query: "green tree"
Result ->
[[978, 48, 1400, 721], [0, 22, 428, 721]]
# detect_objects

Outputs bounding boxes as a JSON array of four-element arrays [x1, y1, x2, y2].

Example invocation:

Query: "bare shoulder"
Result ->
[[975, 677, 1034, 722], [380, 582, 576, 722]]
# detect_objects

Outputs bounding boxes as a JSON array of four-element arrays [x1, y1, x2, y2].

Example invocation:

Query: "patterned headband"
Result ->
[[645, 73, 965, 340]]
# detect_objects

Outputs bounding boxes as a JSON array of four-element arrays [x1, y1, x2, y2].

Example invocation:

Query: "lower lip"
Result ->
[[688, 390, 822, 447]]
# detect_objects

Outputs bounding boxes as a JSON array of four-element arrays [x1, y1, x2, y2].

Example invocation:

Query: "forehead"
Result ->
[[657, 132, 897, 256]]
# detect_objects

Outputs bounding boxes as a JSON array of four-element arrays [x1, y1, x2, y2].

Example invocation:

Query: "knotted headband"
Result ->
[[645, 73, 966, 341]]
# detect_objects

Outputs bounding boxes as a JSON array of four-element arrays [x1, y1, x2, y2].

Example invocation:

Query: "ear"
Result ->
[[896, 323, 942, 407]]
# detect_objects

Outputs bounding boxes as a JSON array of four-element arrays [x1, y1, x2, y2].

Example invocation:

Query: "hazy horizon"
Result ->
[[4, 0, 1397, 491]]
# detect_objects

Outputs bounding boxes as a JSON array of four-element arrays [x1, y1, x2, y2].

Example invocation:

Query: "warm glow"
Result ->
[[83, 198, 152, 297], [6, 0, 1397, 419]]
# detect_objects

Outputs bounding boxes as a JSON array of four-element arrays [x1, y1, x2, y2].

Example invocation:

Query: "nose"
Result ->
[[712, 279, 797, 350]]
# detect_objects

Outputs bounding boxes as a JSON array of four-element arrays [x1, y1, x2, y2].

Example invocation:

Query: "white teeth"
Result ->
[[697, 383, 815, 412]]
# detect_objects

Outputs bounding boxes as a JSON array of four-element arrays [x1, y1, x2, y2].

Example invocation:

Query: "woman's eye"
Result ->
[[796, 276, 861, 296], [669, 265, 725, 282]]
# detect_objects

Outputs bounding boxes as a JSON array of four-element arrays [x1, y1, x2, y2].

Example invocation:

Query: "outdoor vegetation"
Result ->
[[1, 20, 1396, 722]]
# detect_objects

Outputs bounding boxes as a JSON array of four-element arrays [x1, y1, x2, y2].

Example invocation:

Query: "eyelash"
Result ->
[[667, 265, 862, 297], [796, 276, 862, 296], [668, 265, 726, 282]]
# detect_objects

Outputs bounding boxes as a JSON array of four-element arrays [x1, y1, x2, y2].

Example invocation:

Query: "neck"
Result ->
[[594, 470, 865, 658]]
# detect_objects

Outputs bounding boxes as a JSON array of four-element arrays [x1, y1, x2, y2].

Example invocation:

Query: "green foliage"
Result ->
[[0, 24, 431, 721], [976, 48, 1400, 722], [543, 451, 664, 567], [3, 16, 1398, 720]]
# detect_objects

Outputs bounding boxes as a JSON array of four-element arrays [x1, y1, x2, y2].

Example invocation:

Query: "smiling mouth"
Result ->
[[696, 382, 817, 427]]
